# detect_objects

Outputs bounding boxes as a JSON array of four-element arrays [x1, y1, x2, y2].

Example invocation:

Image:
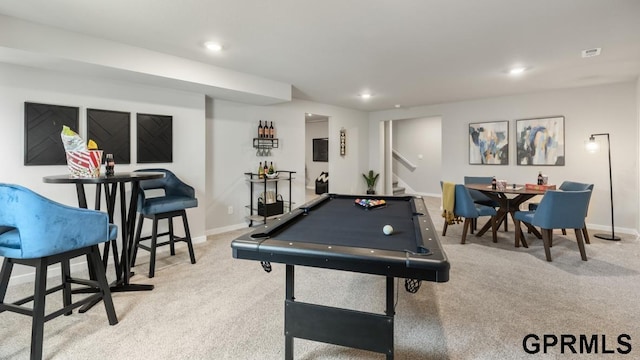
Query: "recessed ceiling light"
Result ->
[[204, 41, 223, 51], [509, 67, 526, 75], [359, 93, 372, 99], [306, 113, 312, 116], [394, 104, 401, 108]]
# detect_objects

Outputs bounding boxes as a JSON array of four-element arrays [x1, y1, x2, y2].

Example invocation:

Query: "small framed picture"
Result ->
[[469, 121, 509, 165], [313, 138, 328, 162]]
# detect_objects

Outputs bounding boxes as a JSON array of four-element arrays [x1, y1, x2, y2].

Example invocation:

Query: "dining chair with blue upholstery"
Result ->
[[463, 176, 502, 231], [514, 190, 591, 262], [527, 181, 594, 243], [132, 169, 197, 278], [0, 183, 118, 360], [463, 176, 498, 206], [442, 184, 497, 244]]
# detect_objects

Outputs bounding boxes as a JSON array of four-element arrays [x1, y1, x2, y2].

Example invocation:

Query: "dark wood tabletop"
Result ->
[[465, 183, 548, 196], [43, 172, 165, 184]]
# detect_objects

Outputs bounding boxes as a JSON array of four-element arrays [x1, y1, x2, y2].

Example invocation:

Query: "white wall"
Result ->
[[392, 116, 442, 195], [305, 121, 329, 188], [637, 76, 640, 232], [206, 98, 369, 233], [370, 82, 639, 234], [0, 63, 207, 278]]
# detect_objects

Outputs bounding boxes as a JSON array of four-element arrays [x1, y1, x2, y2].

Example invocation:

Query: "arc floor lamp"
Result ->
[[586, 133, 620, 241]]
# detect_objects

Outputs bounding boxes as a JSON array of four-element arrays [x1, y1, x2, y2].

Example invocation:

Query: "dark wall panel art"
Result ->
[[87, 108, 131, 164], [137, 113, 173, 163], [24, 102, 79, 165]]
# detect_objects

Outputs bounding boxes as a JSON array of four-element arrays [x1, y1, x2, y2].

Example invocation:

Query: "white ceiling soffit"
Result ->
[[0, 15, 291, 106]]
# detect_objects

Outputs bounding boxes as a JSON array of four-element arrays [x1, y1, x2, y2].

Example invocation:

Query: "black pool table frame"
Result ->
[[231, 193, 450, 359]]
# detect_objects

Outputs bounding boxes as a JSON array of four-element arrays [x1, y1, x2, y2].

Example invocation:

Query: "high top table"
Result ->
[[465, 183, 549, 247], [43, 172, 164, 311]]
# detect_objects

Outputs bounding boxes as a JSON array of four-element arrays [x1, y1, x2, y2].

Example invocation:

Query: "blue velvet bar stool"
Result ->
[[132, 169, 197, 278], [0, 183, 118, 360]]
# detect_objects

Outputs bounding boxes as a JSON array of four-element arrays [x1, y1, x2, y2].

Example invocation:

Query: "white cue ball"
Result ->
[[383, 225, 394, 235]]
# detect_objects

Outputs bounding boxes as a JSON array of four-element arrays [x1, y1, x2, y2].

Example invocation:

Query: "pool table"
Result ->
[[231, 193, 450, 359]]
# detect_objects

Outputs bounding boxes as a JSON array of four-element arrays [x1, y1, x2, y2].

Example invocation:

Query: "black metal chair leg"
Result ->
[[61, 259, 72, 316], [0, 258, 13, 303], [88, 245, 118, 325], [149, 217, 159, 278], [169, 216, 176, 256], [182, 212, 196, 264], [31, 259, 47, 360], [132, 213, 144, 267]]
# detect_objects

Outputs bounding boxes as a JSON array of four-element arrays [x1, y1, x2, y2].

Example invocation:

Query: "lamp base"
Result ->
[[594, 233, 621, 241]]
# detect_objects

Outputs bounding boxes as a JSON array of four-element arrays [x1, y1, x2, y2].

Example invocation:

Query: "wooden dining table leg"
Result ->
[[477, 209, 507, 236], [514, 219, 529, 248]]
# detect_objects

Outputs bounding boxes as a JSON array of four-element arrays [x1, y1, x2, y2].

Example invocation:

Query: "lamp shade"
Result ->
[[585, 136, 600, 153]]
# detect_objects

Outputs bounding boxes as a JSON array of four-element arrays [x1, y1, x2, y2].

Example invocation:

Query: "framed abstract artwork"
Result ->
[[87, 108, 131, 164], [469, 121, 509, 165], [137, 113, 173, 163], [516, 116, 565, 166], [24, 102, 79, 165]]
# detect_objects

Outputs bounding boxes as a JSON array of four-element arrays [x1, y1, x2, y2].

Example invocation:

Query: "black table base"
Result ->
[[44, 173, 164, 312]]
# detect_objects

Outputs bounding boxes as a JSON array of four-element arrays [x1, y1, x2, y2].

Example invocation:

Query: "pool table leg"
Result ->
[[386, 276, 394, 360], [285, 265, 295, 360]]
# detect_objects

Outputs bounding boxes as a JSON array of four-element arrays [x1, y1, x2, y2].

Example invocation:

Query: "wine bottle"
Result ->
[[268, 161, 274, 174], [264, 162, 269, 175], [269, 121, 274, 138], [258, 162, 264, 179], [537, 171, 543, 185], [491, 176, 497, 190], [258, 120, 263, 138]]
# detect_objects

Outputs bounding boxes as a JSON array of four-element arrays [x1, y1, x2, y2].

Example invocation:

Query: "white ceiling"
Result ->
[[1, 0, 639, 112]]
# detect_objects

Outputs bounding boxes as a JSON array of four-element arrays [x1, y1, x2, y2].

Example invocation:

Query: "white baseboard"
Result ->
[[205, 222, 249, 236]]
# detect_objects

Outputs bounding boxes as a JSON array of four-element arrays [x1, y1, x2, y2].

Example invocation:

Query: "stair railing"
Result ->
[[392, 149, 417, 171]]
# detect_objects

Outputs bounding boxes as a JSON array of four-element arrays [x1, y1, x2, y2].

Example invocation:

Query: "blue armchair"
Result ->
[[527, 181, 594, 243], [132, 169, 197, 278], [464, 176, 502, 231], [464, 176, 498, 206], [0, 183, 118, 359], [442, 184, 497, 244], [514, 190, 591, 261]]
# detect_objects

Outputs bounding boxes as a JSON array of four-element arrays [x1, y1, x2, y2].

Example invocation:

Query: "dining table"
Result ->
[[465, 183, 551, 247], [43, 171, 165, 312]]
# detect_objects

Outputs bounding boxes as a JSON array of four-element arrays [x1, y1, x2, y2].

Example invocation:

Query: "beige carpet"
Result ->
[[1, 196, 639, 359]]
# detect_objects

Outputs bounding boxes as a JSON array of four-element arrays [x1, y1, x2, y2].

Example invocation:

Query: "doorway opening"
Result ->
[[305, 113, 329, 202], [380, 116, 442, 196]]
